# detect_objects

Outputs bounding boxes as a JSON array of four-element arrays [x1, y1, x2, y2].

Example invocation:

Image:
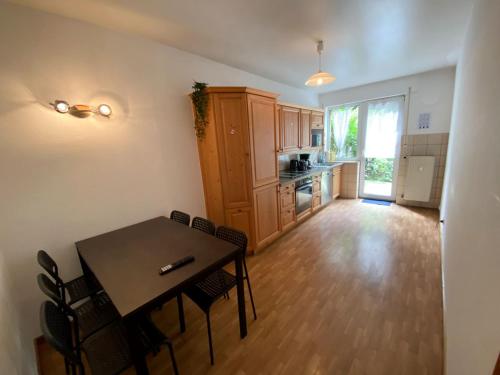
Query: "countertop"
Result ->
[[279, 162, 345, 184]]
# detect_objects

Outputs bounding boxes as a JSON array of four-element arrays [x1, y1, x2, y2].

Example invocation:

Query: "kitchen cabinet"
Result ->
[[281, 106, 300, 151], [311, 111, 324, 129], [225, 207, 253, 243], [248, 94, 279, 187], [332, 166, 342, 199], [299, 109, 311, 149], [312, 174, 322, 211], [279, 182, 296, 231], [196, 87, 280, 252], [253, 183, 280, 248]]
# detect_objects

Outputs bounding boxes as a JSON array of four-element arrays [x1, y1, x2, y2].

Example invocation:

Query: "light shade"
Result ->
[[305, 71, 336, 87]]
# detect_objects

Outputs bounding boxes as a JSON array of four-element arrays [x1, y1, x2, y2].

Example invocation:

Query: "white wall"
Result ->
[[0, 3, 317, 374], [440, 0, 500, 374], [319, 67, 456, 135]]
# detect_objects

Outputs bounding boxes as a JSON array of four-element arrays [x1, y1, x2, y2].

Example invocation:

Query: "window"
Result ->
[[326, 105, 359, 160]]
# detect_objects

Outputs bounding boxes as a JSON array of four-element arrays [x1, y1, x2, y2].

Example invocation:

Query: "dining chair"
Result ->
[[183, 226, 257, 365], [37, 273, 119, 342], [37, 250, 101, 306], [191, 217, 216, 235], [40, 300, 179, 375], [170, 210, 190, 226]]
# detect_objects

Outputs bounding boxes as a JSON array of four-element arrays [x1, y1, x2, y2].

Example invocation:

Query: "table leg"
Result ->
[[235, 251, 247, 338], [125, 317, 149, 375], [176, 294, 186, 333]]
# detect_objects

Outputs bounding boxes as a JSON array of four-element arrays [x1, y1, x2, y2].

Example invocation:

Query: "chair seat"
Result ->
[[82, 322, 132, 375], [184, 269, 237, 311], [65, 275, 102, 305], [76, 293, 119, 340]]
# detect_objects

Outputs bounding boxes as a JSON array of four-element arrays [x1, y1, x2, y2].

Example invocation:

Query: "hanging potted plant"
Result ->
[[190, 81, 209, 139]]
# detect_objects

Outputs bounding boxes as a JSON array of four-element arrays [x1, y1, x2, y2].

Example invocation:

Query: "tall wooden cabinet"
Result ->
[[196, 87, 280, 252]]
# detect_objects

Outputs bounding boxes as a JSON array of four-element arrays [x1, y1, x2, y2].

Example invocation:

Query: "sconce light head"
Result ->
[[53, 100, 70, 114], [97, 104, 112, 117]]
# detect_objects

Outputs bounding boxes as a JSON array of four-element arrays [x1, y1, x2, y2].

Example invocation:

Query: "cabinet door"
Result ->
[[214, 93, 252, 208], [333, 167, 341, 198], [299, 109, 311, 149], [253, 183, 280, 248], [281, 106, 300, 151], [247, 94, 279, 188], [225, 206, 254, 251], [311, 111, 324, 129]]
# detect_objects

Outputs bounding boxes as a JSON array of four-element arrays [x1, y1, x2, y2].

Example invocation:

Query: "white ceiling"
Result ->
[[10, 0, 473, 92]]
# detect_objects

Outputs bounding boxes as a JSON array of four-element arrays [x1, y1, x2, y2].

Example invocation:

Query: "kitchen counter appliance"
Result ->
[[321, 171, 332, 205]]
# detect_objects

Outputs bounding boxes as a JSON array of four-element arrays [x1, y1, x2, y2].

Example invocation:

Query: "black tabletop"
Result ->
[[76, 216, 239, 317]]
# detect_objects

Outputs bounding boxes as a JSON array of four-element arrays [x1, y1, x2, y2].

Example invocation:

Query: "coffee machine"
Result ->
[[299, 154, 312, 169]]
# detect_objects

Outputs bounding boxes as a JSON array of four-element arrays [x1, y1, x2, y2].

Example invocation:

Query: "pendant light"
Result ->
[[305, 40, 336, 87]]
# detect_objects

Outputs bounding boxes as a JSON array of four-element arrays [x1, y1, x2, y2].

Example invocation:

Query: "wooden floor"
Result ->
[[39, 199, 443, 375]]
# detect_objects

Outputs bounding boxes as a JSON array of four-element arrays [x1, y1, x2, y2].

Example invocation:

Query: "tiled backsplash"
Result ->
[[396, 133, 449, 208]]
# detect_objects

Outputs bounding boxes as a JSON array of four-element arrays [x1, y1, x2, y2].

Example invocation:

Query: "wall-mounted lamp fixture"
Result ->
[[50, 100, 112, 118]]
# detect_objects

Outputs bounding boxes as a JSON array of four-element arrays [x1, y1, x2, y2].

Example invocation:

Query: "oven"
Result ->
[[295, 177, 313, 215]]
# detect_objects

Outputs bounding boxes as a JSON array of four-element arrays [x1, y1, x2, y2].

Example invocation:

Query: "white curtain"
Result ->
[[364, 99, 402, 158], [332, 106, 355, 157]]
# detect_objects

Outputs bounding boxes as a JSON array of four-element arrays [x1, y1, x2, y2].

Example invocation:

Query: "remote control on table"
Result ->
[[159, 255, 195, 275]]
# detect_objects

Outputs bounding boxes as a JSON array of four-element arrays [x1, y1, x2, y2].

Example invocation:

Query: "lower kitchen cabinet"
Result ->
[[225, 206, 254, 250], [312, 194, 321, 211], [332, 166, 342, 199], [279, 182, 296, 231], [253, 183, 280, 249]]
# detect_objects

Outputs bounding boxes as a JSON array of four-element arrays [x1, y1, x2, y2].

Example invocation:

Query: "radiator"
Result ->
[[404, 156, 435, 202]]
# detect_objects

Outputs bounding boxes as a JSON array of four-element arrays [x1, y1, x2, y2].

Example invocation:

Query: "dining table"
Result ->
[[75, 216, 247, 375]]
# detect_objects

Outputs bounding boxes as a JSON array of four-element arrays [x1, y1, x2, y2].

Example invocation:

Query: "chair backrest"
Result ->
[[37, 250, 62, 284], [40, 301, 81, 365], [216, 226, 248, 254], [191, 217, 216, 235], [37, 273, 64, 307], [170, 210, 190, 226]]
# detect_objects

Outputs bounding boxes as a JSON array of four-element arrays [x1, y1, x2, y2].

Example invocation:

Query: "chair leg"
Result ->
[[166, 340, 179, 375], [243, 259, 257, 320], [206, 312, 214, 365], [176, 294, 186, 333]]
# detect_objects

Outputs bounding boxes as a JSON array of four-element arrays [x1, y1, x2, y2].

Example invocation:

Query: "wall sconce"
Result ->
[[51, 100, 112, 118]]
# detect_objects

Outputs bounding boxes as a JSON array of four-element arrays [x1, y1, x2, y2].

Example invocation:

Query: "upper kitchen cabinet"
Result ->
[[278, 103, 324, 153], [300, 109, 311, 149], [311, 111, 324, 129], [281, 106, 300, 151], [247, 94, 279, 187]]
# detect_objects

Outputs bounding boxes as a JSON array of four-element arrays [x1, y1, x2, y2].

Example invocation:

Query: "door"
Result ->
[[247, 94, 279, 188], [253, 183, 280, 248], [359, 97, 404, 200], [299, 109, 311, 149], [281, 106, 300, 151]]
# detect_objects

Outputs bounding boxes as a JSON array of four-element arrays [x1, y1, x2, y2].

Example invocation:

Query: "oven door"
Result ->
[[296, 183, 313, 215]]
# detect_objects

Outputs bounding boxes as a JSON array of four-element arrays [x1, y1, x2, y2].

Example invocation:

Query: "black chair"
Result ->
[[40, 300, 179, 375], [37, 273, 119, 342], [170, 210, 190, 226], [191, 217, 216, 235], [184, 226, 257, 365], [37, 250, 101, 306]]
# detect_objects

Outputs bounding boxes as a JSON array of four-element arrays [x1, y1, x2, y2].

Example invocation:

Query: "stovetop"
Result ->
[[279, 169, 315, 179]]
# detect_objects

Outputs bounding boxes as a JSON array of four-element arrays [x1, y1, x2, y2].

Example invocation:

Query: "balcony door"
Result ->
[[358, 97, 404, 201]]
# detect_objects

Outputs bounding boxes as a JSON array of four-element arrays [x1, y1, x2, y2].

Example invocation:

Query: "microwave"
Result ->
[[312, 133, 322, 147]]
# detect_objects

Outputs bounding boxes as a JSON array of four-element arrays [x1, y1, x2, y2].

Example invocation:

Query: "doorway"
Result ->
[[326, 96, 404, 201], [359, 97, 404, 200]]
